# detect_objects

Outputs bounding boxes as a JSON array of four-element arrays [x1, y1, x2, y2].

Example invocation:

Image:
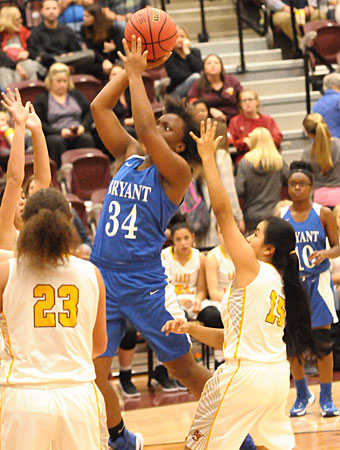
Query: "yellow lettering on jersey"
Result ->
[[175, 284, 190, 295], [33, 284, 79, 328], [58, 285, 79, 328], [34, 285, 56, 327], [265, 290, 286, 328]]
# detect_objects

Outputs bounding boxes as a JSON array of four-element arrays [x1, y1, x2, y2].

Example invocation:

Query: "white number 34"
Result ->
[[105, 201, 138, 239]]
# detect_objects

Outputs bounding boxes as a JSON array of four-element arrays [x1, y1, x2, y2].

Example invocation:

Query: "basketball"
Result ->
[[124, 8, 177, 61]]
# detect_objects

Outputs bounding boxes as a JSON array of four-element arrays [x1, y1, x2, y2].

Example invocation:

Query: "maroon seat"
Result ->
[[23, 153, 58, 188], [70, 74, 102, 103], [303, 20, 340, 69], [61, 149, 111, 200], [64, 192, 89, 232], [89, 188, 108, 231], [7, 80, 47, 105]]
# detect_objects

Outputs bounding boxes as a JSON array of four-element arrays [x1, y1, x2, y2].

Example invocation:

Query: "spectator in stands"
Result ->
[[0, 48, 29, 88], [27, 0, 94, 75], [81, 3, 121, 80], [192, 149, 245, 249], [0, 6, 41, 81], [267, 0, 325, 44], [187, 53, 242, 123], [312, 73, 340, 139], [34, 62, 94, 168], [58, 0, 86, 35], [100, 0, 150, 42], [229, 89, 283, 164], [164, 26, 202, 98], [192, 98, 229, 151], [302, 113, 340, 206], [236, 127, 288, 234], [108, 62, 136, 138]]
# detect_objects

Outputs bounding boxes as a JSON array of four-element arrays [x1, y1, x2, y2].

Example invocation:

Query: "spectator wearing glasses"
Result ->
[[228, 89, 283, 164]]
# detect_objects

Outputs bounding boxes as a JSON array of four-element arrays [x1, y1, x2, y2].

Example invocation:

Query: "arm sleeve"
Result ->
[[186, 48, 203, 73], [228, 116, 249, 154], [266, 116, 283, 149], [187, 79, 201, 102], [235, 161, 246, 198]]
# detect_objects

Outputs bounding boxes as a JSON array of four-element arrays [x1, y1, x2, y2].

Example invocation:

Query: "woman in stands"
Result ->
[[302, 112, 340, 207], [187, 53, 242, 123], [164, 26, 202, 98], [228, 89, 282, 164], [0, 6, 41, 81], [34, 62, 94, 168], [81, 3, 121, 81], [236, 127, 288, 234]]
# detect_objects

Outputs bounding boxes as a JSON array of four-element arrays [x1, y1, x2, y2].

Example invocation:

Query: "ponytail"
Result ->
[[17, 188, 79, 271], [303, 113, 333, 174]]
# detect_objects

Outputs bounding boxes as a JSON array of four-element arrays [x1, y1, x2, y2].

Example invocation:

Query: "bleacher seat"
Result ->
[[7, 79, 46, 106], [23, 153, 58, 188], [70, 74, 102, 103]]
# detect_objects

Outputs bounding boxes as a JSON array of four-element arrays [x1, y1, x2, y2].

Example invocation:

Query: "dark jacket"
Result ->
[[165, 48, 203, 93], [34, 89, 93, 136], [0, 50, 17, 70], [27, 22, 81, 67]]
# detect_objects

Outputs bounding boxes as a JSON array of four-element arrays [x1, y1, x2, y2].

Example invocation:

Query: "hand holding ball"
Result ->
[[124, 8, 177, 61]]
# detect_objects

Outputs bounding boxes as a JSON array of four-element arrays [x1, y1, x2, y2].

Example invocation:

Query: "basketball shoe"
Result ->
[[108, 428, 144, 450], [289, 391, 315, 417]]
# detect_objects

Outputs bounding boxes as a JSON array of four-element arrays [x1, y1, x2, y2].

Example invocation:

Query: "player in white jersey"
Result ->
[[162, 223, 207, 319], [0, 188, 108, 450], [163, 120, 317, 450]]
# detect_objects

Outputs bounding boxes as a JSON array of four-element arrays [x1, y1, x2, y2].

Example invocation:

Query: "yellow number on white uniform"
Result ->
[[33, 284, 79, 328], [34, 285, 56, 327], [58, 285, 79, 327], [265, 290, 286, 328]]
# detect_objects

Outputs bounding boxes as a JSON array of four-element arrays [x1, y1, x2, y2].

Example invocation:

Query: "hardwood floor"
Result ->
[[110, 374, 340, 449]]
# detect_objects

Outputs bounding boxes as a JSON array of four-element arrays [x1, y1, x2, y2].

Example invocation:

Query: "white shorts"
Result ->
[[0, 382, 108, 450], [186, 359, 295, 450]]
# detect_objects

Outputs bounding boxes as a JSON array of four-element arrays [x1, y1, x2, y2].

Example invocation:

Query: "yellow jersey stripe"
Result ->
[[1, 312, 14, 384], [91, 381, 102, 450]]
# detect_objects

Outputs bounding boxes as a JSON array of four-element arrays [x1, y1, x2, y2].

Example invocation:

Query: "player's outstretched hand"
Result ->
[[189, 118, 223, 161], [161, 318, 190, 336], [26, 103, 42, 131], [1, 88, 29, 126]]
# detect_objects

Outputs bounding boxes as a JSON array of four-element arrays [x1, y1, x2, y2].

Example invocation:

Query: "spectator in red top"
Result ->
[[0, 6, 41, 81], [229, 89, 283, 164], [187, 53, 242, 123]]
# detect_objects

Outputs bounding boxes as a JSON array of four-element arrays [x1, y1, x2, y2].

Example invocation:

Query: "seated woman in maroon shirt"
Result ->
[[187, 53, 242, 124], [228, 89, 283, 164]]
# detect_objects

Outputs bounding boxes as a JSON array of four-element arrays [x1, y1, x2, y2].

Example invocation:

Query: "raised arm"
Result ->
[[193, 252, 207, 312], [190, 120, 259, 287], [120, 37, 191, 204], [0, 89, 28, 250], [25, 104, 51, 194]]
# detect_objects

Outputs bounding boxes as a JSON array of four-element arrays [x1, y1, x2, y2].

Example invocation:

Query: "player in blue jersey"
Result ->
[[90, 36, 217, 450], [280, 160, 340, 418]]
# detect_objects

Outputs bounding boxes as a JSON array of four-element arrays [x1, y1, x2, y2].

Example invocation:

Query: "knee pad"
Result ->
[[312, 328, 334, 356], [197, 305, 223, 329], [119, 320, 137, 350]]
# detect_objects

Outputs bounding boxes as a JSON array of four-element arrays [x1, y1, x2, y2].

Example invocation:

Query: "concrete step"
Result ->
[[282, 148, 304, 165], [226, 59, 305, 81], [259, 91, 320, 114], [219, 48, 282, 66], [166, 0, 228, 10], [271, 111, 306, 132], [282, 130, 310, 150], [242, 76, 306, 96], [172, 11, 238, 38], [195, 37, 268, 55]]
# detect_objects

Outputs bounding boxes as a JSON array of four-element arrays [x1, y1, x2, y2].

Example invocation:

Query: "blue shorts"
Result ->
[[301, 269, 338, 328], [98, 264, 190, 362]]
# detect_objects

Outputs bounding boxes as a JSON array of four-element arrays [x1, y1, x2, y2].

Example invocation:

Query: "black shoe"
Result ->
[[118, 370, 141, 398], [174, 379, 188, 391], [150, 365, 178, 392]]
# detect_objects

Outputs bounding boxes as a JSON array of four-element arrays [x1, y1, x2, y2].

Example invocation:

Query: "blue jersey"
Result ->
[[281, 203, 330, 276], [91, 155, 179, 270]]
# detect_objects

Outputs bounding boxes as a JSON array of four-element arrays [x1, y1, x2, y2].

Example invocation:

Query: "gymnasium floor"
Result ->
[[109, 369, 340, 449]]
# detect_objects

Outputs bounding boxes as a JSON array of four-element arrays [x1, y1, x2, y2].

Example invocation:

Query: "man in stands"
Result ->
[[313, 73, 340, 139], [27, 0, 94, 74]]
